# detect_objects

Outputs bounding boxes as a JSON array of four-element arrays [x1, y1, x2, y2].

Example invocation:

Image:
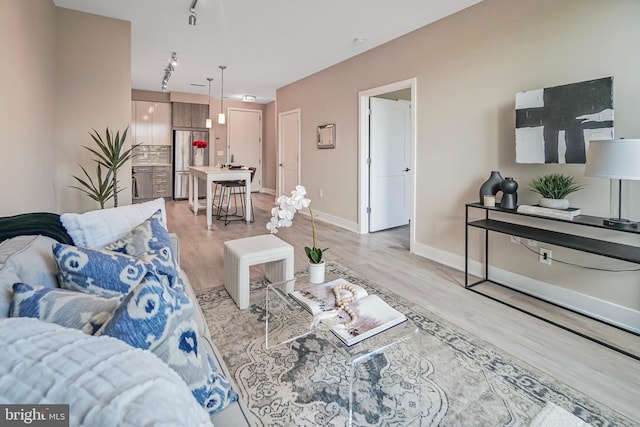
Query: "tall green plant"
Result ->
[[72, 127, 139, 208]]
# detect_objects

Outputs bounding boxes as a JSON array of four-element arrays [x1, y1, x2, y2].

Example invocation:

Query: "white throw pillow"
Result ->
[[60, 198, 166, 248], [0, 235, 60, 318], [0, 317, 213, 427]]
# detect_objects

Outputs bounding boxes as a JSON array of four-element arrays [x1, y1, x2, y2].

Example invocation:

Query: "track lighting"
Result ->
[[188, 0, 198, 25], [160, 52, 178, 92]]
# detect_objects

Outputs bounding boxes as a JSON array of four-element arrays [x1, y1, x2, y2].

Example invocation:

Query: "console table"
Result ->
[[464, 202, 640, 360]]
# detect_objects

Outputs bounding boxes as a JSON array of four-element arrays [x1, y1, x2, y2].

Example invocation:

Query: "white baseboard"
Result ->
[[261, 188, 276, 196], [413, 242, 640, 334], [297, 209, 359, 233]]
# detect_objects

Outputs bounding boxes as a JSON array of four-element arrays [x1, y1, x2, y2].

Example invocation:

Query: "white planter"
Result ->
[[539, 197, 570, 209], [308, 260, 325, 284]]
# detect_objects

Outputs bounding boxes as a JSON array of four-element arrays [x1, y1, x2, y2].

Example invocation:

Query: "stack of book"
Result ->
[[289, 278, 407, 346], [516, 204, 581, 220]]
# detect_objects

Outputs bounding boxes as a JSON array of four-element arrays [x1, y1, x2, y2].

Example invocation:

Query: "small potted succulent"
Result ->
[[529, 173, 583, 209]]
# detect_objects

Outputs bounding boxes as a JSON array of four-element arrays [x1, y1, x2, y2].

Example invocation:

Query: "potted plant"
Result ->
[[72, 127, 139, 208], [267, 185, 329, 283], [529, 173, 583, 209]]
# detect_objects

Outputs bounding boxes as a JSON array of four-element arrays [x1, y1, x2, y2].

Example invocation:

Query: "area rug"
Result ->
[[196, 262, 633, 426]]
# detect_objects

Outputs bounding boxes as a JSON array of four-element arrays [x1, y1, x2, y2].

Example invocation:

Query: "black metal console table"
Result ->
[[464, 202, 639, 360]]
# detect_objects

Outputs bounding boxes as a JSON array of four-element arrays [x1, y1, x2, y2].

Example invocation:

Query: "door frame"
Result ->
[[277, 108, 301, 196], [358, 78, 417, 253], [227, 107, 263, 192]]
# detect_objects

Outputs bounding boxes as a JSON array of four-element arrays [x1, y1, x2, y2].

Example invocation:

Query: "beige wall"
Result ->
[[263, 101, 277, 192], [0, 0, 58, 214], [56, 8, 131, 212], [0, 1, 131, 215], [276, 0, 640, 311]]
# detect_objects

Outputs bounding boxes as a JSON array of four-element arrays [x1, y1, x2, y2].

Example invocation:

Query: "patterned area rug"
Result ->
[[196, 262, 633, 426]]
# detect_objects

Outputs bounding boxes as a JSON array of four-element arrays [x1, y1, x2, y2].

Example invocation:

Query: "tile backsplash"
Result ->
[[133, 145, 171, 165]]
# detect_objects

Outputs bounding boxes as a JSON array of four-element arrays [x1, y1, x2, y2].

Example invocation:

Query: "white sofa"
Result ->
[[0, 200, 253, 426]]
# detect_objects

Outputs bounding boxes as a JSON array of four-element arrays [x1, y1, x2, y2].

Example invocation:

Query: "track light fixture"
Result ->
[[161, 52, 178, 92], [188, 0, 198, 25]]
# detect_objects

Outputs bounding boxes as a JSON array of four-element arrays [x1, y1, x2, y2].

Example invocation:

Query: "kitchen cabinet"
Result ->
[[152, 166, 172, 199], [132, 165, 172, 202], [132, 101, 172, 146], [172, 102, 209, 128], [152, 103, 171, 145]]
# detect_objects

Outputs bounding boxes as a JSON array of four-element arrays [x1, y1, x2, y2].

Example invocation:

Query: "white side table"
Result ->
[[224, 235, 294, 309]]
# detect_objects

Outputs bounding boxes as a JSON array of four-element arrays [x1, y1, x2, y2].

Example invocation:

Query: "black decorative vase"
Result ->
[[500, 177, 518, 209], [478, 171, 503, 203]]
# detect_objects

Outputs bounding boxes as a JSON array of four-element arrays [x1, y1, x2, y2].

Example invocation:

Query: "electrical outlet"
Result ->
[[510, 235, 521, 244], [539, 248, 552, 265], [318, 189, 323, 198]]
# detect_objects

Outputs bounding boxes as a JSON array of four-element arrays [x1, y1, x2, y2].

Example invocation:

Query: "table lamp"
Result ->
[[584, 139, 640, 230]]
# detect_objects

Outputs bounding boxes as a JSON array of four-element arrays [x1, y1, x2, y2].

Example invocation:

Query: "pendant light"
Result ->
[[218, 65, 226, 125], [205, 77, 213, 128]]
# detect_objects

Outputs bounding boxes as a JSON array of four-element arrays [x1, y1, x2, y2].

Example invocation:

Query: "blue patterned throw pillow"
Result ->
[[103, 209, 182, 290], [53, 243, 152, 298], [97, 273, 238, 414], [10, 283, 120, 334]]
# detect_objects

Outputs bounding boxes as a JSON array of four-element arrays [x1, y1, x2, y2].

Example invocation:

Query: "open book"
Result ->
[[289, 278, 407, 346]]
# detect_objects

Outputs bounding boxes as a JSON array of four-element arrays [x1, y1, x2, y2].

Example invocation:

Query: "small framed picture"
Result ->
[[317, 123, 336, 149]]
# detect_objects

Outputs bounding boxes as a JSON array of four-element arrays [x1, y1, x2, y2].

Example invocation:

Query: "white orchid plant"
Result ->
[[267, 185, 328, 264]]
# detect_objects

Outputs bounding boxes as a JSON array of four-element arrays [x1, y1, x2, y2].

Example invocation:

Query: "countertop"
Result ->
[[132, 163, 172, 167]]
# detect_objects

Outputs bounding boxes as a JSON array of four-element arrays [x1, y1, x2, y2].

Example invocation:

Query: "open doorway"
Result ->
[[358, 79, 417, 253]]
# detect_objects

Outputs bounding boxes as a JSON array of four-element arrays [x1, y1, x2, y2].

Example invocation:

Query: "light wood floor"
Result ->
[[166, 193, 640, 422]]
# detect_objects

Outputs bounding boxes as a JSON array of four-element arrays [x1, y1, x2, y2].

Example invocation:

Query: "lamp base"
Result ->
[[603, 218, 638, 230]]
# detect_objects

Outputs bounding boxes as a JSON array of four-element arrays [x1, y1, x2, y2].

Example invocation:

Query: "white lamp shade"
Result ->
[[205, 118, 212, 128], [585, 139, 640, 180], [218, 113, 226, 125]]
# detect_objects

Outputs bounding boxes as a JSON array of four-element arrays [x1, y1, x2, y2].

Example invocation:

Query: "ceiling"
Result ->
[[53, 0, 480, 104]]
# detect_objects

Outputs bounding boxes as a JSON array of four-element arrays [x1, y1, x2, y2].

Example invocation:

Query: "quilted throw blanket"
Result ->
[[0, 317, 213, 427]]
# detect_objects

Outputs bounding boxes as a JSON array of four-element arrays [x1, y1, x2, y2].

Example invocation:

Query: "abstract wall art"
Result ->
[[515, 77, 614, 164]]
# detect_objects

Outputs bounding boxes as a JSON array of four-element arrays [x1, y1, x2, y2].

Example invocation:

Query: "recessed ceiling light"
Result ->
[[242, 95, 256, 102]]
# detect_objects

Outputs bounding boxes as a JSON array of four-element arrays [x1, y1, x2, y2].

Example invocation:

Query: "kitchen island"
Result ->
[[188, 166, 252, 230]]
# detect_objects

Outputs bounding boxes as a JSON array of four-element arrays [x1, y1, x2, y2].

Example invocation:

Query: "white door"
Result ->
[[369, 97, 412, 232], [228, 108, 262, 190], [278, 109, 300, 196]]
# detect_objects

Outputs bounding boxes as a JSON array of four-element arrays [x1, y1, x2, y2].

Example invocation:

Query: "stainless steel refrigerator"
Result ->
[[174, 130, 209, 199]]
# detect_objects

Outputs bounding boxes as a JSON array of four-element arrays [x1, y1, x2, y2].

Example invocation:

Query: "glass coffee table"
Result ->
[[265, 272, 423, 426]]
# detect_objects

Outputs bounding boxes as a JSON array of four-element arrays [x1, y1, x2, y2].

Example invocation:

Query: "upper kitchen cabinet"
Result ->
[[132, 101, 172, 146], [152, 102, 171, 145], [172, 102, 209, 129], [191, 104, 208, 129]]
